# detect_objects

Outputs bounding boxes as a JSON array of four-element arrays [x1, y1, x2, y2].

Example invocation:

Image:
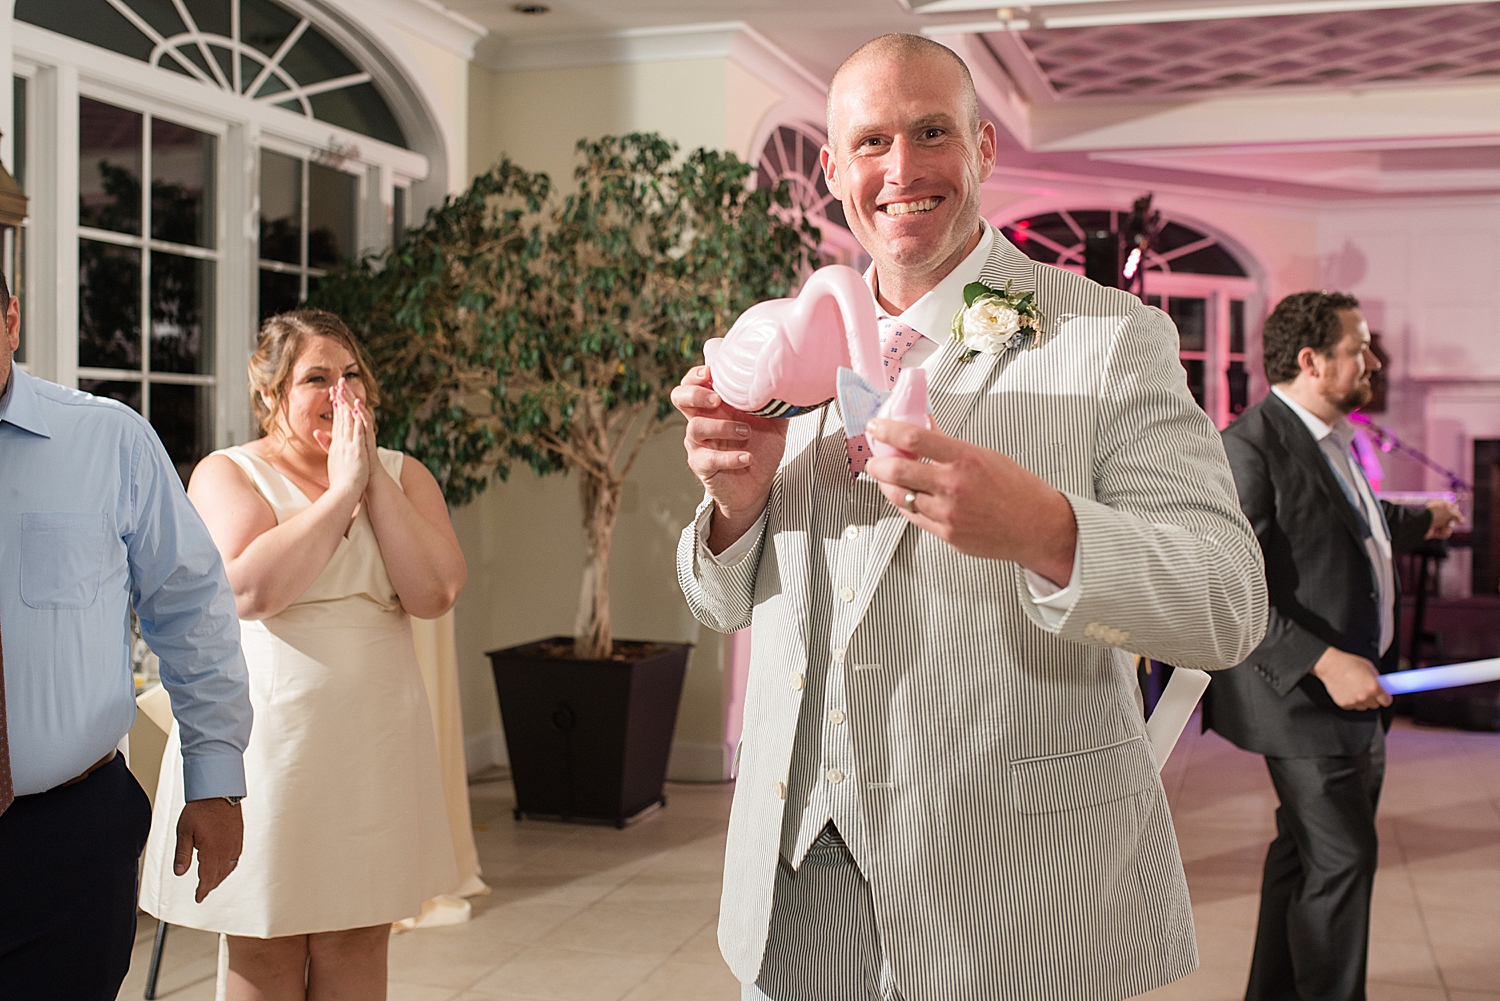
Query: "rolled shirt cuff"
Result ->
[[697, 505, 767, 568], [182, 751, 248, 802], [1023, 536, 1083, 629]]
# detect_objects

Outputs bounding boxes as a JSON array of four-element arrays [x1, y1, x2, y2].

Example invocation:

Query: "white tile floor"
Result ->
[[120, 716, 1500, 1001]]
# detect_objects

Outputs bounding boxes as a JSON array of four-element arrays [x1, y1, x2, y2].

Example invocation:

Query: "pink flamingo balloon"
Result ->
[[702, 265, 931, 459]]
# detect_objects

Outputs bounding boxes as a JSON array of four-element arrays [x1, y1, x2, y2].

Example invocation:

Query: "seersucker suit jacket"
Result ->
[[677, 227, 1268, 1001]]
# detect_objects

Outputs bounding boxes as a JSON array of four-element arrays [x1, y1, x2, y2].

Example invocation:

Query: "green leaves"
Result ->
[[308, 132, 822, 510], [962, 281, 993, 308]]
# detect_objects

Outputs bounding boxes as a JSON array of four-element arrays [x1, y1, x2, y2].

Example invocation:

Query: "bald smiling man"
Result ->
[[675, 34, 1267, 1001]]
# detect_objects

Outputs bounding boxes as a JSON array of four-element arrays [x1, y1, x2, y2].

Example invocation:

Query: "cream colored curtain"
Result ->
[[401, 610, 489, 929]]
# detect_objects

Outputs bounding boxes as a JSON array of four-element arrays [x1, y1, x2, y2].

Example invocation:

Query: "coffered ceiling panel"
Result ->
[[1002, 2, 1500, 98]]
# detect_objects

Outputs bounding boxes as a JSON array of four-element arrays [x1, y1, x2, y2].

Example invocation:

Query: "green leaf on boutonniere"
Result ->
[[963, 281, 1000, 308]]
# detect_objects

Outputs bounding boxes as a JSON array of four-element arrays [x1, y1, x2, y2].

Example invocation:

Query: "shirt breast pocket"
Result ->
[[20, 512, 110, 610]]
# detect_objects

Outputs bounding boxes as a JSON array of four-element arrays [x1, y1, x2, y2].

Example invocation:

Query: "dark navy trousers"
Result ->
[[0, 754, 152, 1001]]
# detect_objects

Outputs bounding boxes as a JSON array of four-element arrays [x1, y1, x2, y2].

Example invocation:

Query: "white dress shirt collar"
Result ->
[[866, 223, 995, 341], [1271, 385, 1343, 444]]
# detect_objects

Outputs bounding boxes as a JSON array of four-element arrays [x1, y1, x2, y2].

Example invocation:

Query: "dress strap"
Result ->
[[375, 447, 406, 488], [215, 446, 309, 520]]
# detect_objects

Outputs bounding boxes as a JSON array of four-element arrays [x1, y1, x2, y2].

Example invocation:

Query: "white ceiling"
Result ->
[[442, 0, 1500, 197]]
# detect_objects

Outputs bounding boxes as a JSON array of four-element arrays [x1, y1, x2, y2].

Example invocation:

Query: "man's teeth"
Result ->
[[885, 198, 939, 216]]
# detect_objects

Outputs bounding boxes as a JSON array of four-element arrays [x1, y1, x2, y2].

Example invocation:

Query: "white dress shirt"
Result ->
[[701, 225, 1081, 621], [1272, 386, 1395, 655]]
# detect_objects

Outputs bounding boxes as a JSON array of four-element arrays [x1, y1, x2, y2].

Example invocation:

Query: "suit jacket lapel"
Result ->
[[1263, 392, 1369, 547], [851, 231, 1037, 620]]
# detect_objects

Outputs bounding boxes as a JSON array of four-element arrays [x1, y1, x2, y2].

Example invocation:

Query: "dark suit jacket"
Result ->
[[1203, 391, 1433, 757]]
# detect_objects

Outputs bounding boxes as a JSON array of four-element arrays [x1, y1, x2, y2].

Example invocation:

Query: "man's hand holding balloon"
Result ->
[[671, 365, 788, 554]]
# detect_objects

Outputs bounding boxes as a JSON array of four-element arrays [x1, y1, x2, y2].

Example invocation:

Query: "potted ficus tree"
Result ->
[[312, 133, 820, 824]]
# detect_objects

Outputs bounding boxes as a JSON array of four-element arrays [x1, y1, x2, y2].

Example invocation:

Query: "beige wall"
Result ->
[[456, 56, 751, 779], [468, 58, 728, 181], [392, 24, 471, 196]]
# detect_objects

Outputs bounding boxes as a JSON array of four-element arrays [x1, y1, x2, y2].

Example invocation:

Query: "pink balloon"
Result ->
[[703, 265, 930, 428], [870, 367, 931, 460]]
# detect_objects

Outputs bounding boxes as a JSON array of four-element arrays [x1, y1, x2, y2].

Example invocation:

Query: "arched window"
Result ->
[[16, 0, 407, 146], [999, 208, 1258, 429], [755, 124, 864, 267], [1002, 209, 1248, 278], [13, 0, 431, 480]]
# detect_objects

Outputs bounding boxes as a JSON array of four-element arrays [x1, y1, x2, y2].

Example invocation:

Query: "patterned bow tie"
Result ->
[[846, 318, 922, 477]]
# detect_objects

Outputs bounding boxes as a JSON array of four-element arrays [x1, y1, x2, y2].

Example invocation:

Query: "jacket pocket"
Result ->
[[20, 512, 110, 610], [1011, 735, 1155, 815]]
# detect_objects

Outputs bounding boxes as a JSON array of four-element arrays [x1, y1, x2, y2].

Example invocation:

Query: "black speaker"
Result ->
[[1474, 439, 1500, 595], [1084, 230, 1121, 288]]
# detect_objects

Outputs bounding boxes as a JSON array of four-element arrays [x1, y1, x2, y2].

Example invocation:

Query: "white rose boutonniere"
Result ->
[[951, 280, 1042, 355]]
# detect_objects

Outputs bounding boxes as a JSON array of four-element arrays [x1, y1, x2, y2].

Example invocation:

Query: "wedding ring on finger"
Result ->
[[904, 491, 918, 515]]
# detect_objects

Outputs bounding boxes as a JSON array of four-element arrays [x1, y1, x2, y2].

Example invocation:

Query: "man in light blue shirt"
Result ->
[[0, 271, 253, 999]]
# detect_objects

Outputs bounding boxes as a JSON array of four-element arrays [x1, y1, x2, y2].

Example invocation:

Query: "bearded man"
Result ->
[[674, 33, 1268, 1001], [1205, 291, 1462, 1001]]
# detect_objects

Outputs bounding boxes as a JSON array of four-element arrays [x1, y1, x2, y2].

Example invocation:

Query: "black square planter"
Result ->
[[486, 637, 691, 827]]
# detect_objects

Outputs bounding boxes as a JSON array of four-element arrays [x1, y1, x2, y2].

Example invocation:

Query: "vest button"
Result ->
[[839, 586, 856, 603], [789, 671, 805, 692], [825, 768, 846, 785], [828, 709, 846, 725], [773, 780, 786, 800]]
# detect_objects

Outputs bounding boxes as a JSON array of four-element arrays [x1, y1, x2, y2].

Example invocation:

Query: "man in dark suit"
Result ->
[[1205, 290, 1462, 1001]]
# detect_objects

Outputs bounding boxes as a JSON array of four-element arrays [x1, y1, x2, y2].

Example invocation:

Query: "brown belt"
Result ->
[[59, 750, 117, 789]]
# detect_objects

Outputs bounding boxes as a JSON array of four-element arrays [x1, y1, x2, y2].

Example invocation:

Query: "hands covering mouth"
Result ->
[[881, 197, 941, 216]]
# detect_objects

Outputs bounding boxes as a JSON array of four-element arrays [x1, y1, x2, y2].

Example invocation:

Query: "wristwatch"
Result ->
[[223, 796, 244, 806]]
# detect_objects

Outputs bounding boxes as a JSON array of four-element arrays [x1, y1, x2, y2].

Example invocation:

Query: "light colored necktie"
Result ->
[[846, 318, 922, 477]]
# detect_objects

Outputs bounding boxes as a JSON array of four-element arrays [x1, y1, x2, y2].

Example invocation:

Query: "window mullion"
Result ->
[[45, 63, 80, 388], [140, 111, 153, 418], [300, 156, 309, 301], [231, 0, 242, 95]]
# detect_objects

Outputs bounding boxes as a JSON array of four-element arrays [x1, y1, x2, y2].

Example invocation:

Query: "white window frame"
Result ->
[[15, 19, 427, 451], [73, 84, 227, 429], [1142, 273, 1261, 430]]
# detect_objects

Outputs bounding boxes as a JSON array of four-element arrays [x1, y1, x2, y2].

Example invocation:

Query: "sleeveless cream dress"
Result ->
[[140, 446, 458, 937]]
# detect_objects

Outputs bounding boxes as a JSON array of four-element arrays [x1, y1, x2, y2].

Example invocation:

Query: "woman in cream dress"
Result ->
[[141, 310, 466, 999]]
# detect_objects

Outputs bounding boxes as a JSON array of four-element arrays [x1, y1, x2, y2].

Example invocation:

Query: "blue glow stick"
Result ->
[[1382, 658, 1500, 695]]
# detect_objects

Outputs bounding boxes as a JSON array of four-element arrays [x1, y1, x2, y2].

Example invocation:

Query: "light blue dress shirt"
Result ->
[[0, 366, 251, 799]]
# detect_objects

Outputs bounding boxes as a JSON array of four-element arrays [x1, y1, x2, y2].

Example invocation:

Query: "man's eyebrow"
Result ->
[[843, 112, 959, 138], [910, 113, 958, 129]]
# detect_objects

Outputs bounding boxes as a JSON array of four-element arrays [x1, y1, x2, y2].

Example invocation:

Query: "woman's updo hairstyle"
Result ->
[[249, 309, 380, 437]]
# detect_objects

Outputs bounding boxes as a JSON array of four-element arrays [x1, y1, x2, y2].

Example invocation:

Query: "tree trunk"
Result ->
[[574, 467, 622, 660]]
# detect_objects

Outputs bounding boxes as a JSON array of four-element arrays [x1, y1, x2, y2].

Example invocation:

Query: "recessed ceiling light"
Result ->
[[511, 3, 551, 13]]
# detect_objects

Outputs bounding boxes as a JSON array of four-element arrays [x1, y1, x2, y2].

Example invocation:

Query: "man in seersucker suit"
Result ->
[[673, 33, 1268, 1001]]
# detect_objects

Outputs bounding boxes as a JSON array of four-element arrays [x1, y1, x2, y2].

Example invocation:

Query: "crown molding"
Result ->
[[478, 19, 828, 101], [324, 0, 487, 61], [726, 24, 829, 111]]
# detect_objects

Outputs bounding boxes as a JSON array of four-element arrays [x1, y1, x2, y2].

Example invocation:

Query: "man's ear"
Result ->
[[1296, 345, 1323, 380], [821, 144, 843, 201], [977, 121, 998, 183], [4, 295, 19, 354]]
